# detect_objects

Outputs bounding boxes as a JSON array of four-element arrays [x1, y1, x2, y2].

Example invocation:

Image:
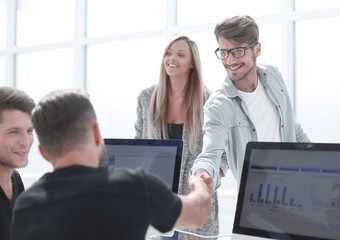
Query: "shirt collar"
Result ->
[[223, 64, 268, 98]]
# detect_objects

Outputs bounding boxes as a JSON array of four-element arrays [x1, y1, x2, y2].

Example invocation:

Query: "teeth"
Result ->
[[169, 64, 177, 68], [229, 66, 240, 70], [15, 151, 28, 156]]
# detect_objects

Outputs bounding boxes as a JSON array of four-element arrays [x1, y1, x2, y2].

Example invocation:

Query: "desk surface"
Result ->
[[149, 230, 231, 240]]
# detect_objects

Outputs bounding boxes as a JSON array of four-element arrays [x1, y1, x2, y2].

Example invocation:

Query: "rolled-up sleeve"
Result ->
[[191, 97, 228, 189]]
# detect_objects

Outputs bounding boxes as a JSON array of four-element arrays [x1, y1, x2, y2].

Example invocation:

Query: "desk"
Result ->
[[149, 229, 231, 240]]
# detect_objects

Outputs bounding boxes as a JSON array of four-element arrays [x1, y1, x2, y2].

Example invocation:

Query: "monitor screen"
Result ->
[[102, 138, 183, 193], [233, 142, 340, 240]]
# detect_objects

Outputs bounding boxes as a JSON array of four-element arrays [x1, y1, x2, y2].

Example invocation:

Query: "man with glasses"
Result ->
[[190, 15, 310, 190]]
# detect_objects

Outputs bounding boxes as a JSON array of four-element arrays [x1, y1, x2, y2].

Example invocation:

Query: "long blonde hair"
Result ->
[[148, 36, 210, 153]]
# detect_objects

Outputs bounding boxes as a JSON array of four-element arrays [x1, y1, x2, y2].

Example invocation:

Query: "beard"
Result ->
[[0, 155, 29, 169], [226, 52, 257, 82]]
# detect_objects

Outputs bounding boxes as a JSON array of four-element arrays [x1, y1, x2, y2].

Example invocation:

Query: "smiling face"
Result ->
[[0, 110, 34, 169], [163, 39, 193, 80], [218, 37, 261, 83]]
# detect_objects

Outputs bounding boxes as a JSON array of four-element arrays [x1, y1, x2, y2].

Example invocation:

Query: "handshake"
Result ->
[[175, 169, 214, 229]]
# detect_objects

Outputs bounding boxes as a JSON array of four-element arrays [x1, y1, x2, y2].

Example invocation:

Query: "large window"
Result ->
[[1, 0, 340, 235], [296, 17, 340, 143], [87, 0, 166, 37]]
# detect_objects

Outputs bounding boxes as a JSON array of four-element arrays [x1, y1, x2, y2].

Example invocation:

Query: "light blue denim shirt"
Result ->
[[191, 63, 310, 189]]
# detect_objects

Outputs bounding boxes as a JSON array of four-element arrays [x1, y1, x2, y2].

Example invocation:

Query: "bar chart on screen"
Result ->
[[242, 163, 340, 220]]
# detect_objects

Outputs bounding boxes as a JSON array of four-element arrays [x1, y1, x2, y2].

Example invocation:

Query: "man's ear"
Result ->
[[38, 145, 51, 162], [255, 42, 261, 57], [92, 122, 102, 146]]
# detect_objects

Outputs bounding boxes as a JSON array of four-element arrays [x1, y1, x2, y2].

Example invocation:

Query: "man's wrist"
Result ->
[[195, 169, 209, 177]]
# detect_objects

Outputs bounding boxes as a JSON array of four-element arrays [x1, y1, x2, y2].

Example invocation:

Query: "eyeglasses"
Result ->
[[214, 43, 256, 60]]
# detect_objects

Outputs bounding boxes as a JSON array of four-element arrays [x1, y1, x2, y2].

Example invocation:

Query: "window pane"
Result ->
[[296, 17, 340, 143], [0, 0, 6, 49], [258, 24, 281, 70], [16, 48, 73, 102], [186, 32, 226, 92], [16, 48, 73, 176], [0, 56, 4, 85], [178, 0, 280, 26], [87, 37, 164, 138], [295, 0, 340, 11], [17, 0, 74, 47], [87, 0, 166, 38]]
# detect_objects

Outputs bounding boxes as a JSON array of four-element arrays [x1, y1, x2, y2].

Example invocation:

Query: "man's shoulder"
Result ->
[[257, 62, 277, 68], [108, 167, 164, 186], [107, 167, 155, 189], [205, 86, 235, 108], [257, 63, 282, 76], [107, 166, 143, 178], [11, 170, 24, 193], [11, 169, 22, 180]]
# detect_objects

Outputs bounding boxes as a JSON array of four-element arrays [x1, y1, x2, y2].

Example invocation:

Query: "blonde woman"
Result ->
[[135, 35, 226, 235]]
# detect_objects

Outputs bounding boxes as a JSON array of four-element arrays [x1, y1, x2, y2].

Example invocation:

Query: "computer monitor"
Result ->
[[102, 138, 183, 193], [232, 141, 340, 240]]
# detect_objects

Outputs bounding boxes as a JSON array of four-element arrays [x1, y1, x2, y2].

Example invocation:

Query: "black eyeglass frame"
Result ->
[[214, 42, 257, 60]]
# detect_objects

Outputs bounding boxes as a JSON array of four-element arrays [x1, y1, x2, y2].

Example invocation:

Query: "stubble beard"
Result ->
[[0, 153, 29, 169], [226, 54, 257, 82]]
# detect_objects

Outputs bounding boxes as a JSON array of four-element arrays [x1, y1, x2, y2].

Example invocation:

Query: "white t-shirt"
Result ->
[[237, 79, 281, 142]]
